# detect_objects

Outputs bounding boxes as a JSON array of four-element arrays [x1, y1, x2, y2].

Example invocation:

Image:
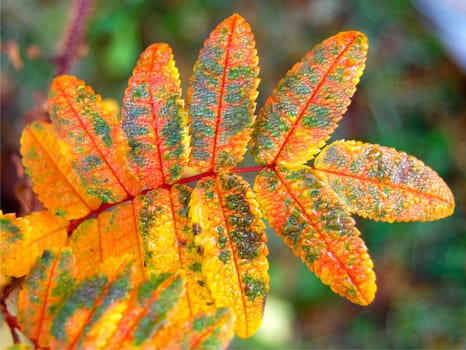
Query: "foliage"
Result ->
[[0, 13, 454, 349]]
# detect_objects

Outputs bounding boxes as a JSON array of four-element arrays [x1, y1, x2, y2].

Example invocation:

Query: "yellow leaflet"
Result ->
[[190, 173, 269, 338]]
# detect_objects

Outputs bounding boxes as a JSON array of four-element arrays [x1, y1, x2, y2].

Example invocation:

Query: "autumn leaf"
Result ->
[[20, 121, 101, 219], [49, 75, 142, 203], [122, 43, 189, 187], [255, 166, 376, 305], [0, 211, 68, 277], [251, 31, 367, 166], [314, 140, 455, 222], [188, 14, 260, 172], [190, 172, 269, 338], [17, 248, 77, 348]]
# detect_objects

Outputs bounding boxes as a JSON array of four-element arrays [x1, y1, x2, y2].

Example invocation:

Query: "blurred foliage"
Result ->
[[1, 0, 465, 348]]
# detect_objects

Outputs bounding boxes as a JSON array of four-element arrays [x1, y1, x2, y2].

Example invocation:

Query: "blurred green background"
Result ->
[[1, 0, 465, 348]]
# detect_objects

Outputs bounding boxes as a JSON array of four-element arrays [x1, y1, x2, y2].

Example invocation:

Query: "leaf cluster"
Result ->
[[0, 14, 454, 349]]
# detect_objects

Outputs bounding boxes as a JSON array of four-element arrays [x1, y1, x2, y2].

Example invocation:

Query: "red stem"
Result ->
[[54, 0, 93, 75], [1, 284, 21, 344]]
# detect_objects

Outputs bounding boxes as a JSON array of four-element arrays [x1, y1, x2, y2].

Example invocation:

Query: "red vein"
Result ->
[[274, 168, 369, 305], [108, 274, 179, 346], [214, 175, 250, 336], [272, 34, 359, 164], [54, 80, 131, 196], [27, 127, 92, 211], [211, 16, 237, 171], [189, 310, 231, 348], [68, 259, 129, 349], [33, 247, 63, 346], [313, 167, 450, 204], [148, 46, 167, 183]]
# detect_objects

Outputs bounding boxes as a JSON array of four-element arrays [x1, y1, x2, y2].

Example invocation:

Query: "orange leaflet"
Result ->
[[188, 14, 260, 172], [314, 140, 455, 222], [48, 75, 142, 204], [254, 166, 376, 305], [20, 121, 101, 220], [251, 31, 367, 166], [122, 43, 189, 187], [0, 211, 68, 277]]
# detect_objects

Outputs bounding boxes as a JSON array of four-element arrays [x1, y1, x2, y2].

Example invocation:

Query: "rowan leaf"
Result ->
[[190, 173, 269, 338], [17, 248, 77, 348], [122, 43, 189, 187], [188, 13, 260, 172], [254, 166, 376, 305], [314, 140, 455, 222], [48, 75, 142, 204], [0, 211, 68, 277], [251, 31, 367, 166], [49, 255, 136, 349], [20, 121, 101, 219]]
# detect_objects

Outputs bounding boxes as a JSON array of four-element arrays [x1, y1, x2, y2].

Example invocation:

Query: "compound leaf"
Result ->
[[190, 173, 269, 338], [254, 166, 376, 305], [122, 43, 189, 187], [251, 31, 367, 166], [17, 248, 77, 348], [188, 14, 260, 172], [20, 121, 101, 219], [314, 140, 455, 222], [48, 75, 142, 204]]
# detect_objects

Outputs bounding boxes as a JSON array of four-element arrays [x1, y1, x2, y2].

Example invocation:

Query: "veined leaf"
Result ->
[[162, 308, 235, 349], [314, 140, 455, 222], [20, 121, 101, 220], [17, 249, 77, 348], [254, 166, 376, 305], [0, 211, 68, 277], [251, 31, 367, 166], [71, 201, 147, 281], [49, 256, 135, 349], [82, 273, 183, 349], [122, 43, 189, 187], [71, 185, 213, 317], [188, 14, 260, 172], [48, 75, 142, 204], [169, 185, 215, 318], [190, 173, 269, 338]]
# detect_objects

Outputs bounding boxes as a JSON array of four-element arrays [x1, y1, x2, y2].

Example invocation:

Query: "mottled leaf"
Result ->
[[0, 211, 68, 277], [49, 256, 135, 349], [251, 31, 367, 166], [254, 166, 376, 305], [314, 140, 455, 222], [122, 43, 189, 187], [48, 75, 142, 203], [188, 14, 260, 172], [83, 273, 183, 349], [0, 212, 36, 277], [162, 308, 235, 349], [20, 121, 101, 219], [17, 249, 77, 348], [190, 173, 269, 338]]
